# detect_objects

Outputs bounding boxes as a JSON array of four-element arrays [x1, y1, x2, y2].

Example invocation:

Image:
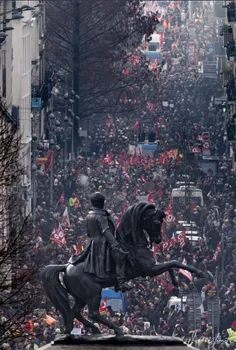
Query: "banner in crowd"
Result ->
[[44, 151, 54, 173], [50, 224, 66, 245], [99, 297, 108, 315], [45, 314, 57, 325], [61, 207, 70, 227]]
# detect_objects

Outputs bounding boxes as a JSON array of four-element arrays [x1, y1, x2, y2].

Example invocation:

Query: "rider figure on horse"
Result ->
[[84, 192, 132, 292]]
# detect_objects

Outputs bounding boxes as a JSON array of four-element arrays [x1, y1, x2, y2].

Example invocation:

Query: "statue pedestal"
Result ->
[[39, 334, 198, 350]]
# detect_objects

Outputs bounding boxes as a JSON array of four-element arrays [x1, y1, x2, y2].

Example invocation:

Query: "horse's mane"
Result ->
[[115, 202, 155, 246]]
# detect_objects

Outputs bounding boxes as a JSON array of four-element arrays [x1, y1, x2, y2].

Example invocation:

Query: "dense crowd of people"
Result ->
[[1, 1, 236, 349]]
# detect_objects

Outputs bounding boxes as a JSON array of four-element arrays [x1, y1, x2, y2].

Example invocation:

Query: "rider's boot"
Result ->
[[116, 263, 133, 292]]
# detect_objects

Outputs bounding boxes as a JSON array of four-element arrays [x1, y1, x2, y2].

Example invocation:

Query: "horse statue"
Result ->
[[41, 202, 205, 336]]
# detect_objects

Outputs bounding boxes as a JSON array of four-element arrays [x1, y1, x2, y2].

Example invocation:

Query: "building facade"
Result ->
[[0, 0, 45, 217], [214, 0, 236, 168]]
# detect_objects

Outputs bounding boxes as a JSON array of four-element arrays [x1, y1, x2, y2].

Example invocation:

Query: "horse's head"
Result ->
[[142, 207, 166, 244]]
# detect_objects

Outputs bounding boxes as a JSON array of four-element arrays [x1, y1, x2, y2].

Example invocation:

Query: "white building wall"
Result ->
[[0, 0, 13, 108], [0, 0, 45, 217], [11, 3, 37, 216]]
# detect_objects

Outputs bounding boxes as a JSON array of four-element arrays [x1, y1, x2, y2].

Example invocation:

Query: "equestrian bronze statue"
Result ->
[[41, 193, 205, 336]]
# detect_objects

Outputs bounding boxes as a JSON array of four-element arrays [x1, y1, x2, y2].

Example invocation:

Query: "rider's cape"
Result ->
[[69, 208, 116, 280]]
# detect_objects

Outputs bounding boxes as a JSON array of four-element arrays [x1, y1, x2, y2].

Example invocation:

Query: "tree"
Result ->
[[45, 0, 159, 151], [0, 102, 35, 346]]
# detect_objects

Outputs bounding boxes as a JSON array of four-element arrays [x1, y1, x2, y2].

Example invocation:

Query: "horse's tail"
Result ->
[[41, 265, 71, 327]]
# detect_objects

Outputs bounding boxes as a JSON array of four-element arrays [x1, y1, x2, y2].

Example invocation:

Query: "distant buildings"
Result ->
[[0, 0, 46, 216]]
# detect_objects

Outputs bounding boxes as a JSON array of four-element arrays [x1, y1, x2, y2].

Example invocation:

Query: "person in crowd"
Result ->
[[227, 321, 236, 343]]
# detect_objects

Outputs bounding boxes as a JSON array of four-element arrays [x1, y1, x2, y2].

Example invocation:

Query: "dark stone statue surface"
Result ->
[[53, 334, 187, 346], [39, 335, 198, 350], [41, 193, 207, 337]]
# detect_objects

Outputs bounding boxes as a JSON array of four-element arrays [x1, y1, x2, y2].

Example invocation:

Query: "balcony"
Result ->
[[226, 41, 236, 61], [220, 67, 234, 87], [223, 27, 233, 47], [227, 121, 236, 141], [219, 24, 230, 36], [227, 2, 236, 23]]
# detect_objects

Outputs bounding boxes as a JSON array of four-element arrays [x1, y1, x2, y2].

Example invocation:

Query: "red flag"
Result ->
[[44, 151, 54, 173], [107, 115, 114, 128], [133, 119, 141, 130], [99, 297, 108, 315], [157, 152, 169, 165], [134, 151, 139, 165], [74, 197, 80, 208], [147, 101, 155, 112], [213, 242, 221, 260], [59, 191, 65, 205], [153, 243, 161, 258], [169, 235, 177, 249], [119, 151, 126, 167], [132, 54, 141, 65], [50, 223, 57, 240], [26, 320, 34, 333], [179, 258, 192, 281], [140, 176, 147, 183], [123, 170, 131, 180], [130, 148, 136, 165], [147, 188, 155, 203], [50, 224, 66, 245], [165, 199, 176, 223], [103, 152, 113, 164], [168, 149, 178, 160], [177, 230, 187, 249], [61, 207, 70, 227], [76, 242, 83, 255], [162, 238, 169, 251]]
